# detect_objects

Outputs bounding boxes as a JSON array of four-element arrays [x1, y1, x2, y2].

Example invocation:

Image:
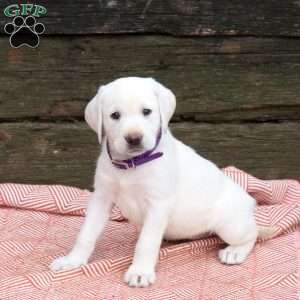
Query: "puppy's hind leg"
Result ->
[[216, 215, 258, 265]]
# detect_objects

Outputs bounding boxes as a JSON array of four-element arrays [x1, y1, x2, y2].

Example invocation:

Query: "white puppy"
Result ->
[[50, 77, 271, 287]]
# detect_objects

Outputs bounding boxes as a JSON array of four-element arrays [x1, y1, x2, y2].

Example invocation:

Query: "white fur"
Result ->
[[50, 77, 259, 287]]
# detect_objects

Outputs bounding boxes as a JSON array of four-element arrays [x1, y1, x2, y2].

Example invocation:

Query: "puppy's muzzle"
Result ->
[[125, 132, 143, 147]]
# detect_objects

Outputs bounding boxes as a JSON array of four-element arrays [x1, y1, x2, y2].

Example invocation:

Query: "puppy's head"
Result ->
[[85, 77, 176, 158]]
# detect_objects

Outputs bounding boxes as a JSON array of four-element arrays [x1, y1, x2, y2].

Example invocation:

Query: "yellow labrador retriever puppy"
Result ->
[[50, 77, 273, 287]]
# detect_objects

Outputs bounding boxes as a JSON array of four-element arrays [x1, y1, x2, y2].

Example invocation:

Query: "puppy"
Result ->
[[50, 77, 273, 287]]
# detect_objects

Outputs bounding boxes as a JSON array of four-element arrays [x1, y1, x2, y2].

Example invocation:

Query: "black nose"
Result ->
[[125, 134, 143, 146]]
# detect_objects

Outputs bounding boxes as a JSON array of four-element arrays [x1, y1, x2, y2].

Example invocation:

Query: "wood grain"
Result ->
[[1, 0, 300, 36], [1, 122, 299, 189], [1, 36, 300, 122]]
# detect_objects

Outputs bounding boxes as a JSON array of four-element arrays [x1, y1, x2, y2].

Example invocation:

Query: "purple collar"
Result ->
[[106, 128, 163, 170]]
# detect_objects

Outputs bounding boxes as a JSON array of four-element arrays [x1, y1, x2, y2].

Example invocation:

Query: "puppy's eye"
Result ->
[[110, 111, 121, 120], [143, 108, 152, 116]]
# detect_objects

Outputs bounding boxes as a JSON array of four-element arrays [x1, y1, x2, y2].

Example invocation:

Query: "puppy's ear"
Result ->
[[149, 78, 176, 131], [84, 86, 105, 144]]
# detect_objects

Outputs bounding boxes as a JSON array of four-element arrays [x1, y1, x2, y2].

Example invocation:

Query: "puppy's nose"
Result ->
[[125, 133, 143, 146]]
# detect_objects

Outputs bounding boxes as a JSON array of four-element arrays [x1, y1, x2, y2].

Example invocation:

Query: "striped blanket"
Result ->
[[0, 167, 299, 299]]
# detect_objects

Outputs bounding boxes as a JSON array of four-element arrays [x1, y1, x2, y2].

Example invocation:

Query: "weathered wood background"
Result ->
[[0, 1, 300, 188]]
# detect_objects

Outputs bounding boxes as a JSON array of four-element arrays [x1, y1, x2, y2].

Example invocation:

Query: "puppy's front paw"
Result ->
[[50, 255, 87, 271], [218, 245, 249, 265], [124, 264, 156, 287]]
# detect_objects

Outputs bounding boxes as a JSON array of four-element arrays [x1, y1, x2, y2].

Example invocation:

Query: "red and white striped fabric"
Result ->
[[0, 166, 299, 300]]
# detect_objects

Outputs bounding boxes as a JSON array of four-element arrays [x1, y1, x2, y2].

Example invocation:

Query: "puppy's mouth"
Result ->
[[127, 146, 145, 156]]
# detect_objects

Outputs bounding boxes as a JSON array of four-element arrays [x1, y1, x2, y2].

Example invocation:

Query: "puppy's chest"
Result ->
[[113, 180, 148, 226]]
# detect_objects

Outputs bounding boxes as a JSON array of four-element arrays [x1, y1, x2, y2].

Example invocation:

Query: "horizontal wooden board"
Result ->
[[1, 36, 300, 122], [1, 0, 300, 36], [0, 122, 299, 189]]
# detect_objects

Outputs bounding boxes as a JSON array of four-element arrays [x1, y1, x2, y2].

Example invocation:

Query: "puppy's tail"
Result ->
[[257, 225, 277, 239]]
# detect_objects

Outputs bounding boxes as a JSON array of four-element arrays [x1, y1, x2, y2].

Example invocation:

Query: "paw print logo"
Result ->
[[4, 15, 45, 48]]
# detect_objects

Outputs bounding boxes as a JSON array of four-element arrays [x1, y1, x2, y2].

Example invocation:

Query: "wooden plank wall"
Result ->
[[0, 1, 300, 188]]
